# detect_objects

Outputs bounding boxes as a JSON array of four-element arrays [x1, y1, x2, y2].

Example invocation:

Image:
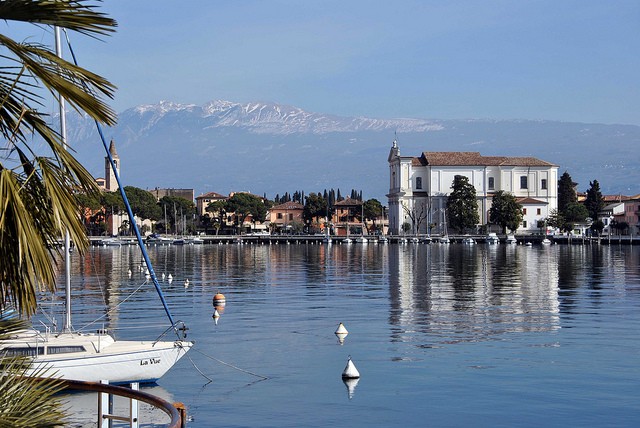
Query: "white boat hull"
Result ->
[[1, 331, 192, 384]]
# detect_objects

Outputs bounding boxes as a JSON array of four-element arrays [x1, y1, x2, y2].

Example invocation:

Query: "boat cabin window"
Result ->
[[2, 347, 44, 357], [46, 346, 86, 355]]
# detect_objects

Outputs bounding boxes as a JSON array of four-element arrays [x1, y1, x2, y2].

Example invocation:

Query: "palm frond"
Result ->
[[0, 168, 58, 315], [0, 34, 117, 126], [0, 0, 116, 37]]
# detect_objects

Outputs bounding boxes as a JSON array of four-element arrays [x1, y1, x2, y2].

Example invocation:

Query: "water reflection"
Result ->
[[388, 244, 560, 345], [45, 243, 638, 349]]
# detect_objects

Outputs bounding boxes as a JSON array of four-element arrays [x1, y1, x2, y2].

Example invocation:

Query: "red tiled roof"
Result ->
[[196, 191, 227, 200], [602, 194, 632, 202], [271, 202, 304, 210], [334, 197, 362, 206], [418, 152, 556, 167]]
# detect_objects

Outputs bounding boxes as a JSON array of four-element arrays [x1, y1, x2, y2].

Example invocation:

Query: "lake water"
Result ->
[[49, 242, 640, 427]]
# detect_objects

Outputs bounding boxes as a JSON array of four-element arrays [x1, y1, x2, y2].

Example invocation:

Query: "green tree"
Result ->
[[446, 175, 479, 234], [488, 191, 523, 233], [564, 202, 589, 229], [206, 200, 228, 235], [0, 1, 117, 425], [124, 186, 162, 222], [546, 209, 564, 231], [101, 191, 125, 216], [363, 198, 383, 233], [558, 171, 577, 214], [303, 193, 327, 228], [225, 193, 266, 233], [584, 180, 604, 221], [591, 219, 605, 236]]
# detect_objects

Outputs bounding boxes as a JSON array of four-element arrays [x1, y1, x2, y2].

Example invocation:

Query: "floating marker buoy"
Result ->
[[184, 279, 190, 288], [162, 273, 165, 280], [213, 292, 226, 307], [342, 356, 360, 379], [335, 322, 349, 344], [335, 323, 348, 335], [127, 269, 132, 277]]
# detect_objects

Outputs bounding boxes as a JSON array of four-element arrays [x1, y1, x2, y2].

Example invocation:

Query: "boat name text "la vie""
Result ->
[[140, 358, 161, 366]]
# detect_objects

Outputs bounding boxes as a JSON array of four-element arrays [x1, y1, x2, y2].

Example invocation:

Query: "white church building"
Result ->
[[386, 140, 559, 235]]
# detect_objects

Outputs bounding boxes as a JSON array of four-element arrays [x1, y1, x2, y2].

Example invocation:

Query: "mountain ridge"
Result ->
[[64, 100, 640, 201]]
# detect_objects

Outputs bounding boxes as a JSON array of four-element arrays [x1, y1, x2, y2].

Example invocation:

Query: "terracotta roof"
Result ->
[[602, 194, 631, 202], [196, 191, 227, 200], [334, 197, 362, 206], [271, 202, 304, 210], [417, 152, 555, 167], [515, 197, 548, 205]]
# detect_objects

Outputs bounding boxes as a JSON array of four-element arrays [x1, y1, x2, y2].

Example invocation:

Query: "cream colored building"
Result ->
[[387, 140, 559, 235]]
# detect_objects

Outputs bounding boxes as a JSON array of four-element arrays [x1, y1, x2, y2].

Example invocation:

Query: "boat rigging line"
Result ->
[[62, 30, 183, 339]]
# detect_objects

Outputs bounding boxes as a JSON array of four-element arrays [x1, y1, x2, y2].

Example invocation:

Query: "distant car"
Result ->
[[250, 231, 270, 236]]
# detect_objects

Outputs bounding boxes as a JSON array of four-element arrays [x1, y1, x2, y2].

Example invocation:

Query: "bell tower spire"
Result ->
[[105, 139, 120, 192]]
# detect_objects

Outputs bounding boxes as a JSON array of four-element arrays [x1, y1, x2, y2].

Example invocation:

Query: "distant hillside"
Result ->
[[64, 100, 640, 201]]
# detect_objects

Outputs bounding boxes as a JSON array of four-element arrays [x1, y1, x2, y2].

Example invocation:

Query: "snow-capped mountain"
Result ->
[[124, 100, 444, 135], [65, 100, 640, 200]]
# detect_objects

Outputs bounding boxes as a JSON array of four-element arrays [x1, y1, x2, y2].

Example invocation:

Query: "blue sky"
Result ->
[[16, 0, 640, 125]]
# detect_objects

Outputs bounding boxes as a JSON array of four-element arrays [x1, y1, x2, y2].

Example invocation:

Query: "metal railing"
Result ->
[[35, 378, 184, 428]]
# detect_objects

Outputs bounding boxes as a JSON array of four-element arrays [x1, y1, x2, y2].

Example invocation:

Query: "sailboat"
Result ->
[[0, 28, 192, 384]]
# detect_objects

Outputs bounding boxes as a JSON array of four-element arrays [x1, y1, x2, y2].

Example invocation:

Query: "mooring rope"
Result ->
[[191, 348, 269, 380]]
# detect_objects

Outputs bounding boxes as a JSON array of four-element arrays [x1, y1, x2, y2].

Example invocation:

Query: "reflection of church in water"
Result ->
[[388, 246, 560, 344]]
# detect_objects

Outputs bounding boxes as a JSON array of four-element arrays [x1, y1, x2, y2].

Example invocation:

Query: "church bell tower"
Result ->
[[105, 139, 120, 192]]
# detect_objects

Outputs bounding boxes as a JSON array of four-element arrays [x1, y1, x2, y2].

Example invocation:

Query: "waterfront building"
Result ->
[[332, 197, 364, 236], [387, 139, 559, 235], [196, 191, 228, 217], [269, 201, 304, 233]]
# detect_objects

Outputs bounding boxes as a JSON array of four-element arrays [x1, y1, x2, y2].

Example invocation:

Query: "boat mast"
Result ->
[[55, 26, 73, 332]]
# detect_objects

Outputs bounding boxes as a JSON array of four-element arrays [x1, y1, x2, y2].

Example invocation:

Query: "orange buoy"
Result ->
[[213, 292, 226, 307]]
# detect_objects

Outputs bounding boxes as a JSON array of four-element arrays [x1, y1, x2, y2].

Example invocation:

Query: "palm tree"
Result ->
[[1, 319, 67, 428], [1, 1, 117, 425], [0, 0, 116, 316]]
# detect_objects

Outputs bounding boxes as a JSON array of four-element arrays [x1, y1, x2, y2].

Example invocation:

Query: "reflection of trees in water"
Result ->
[[388, 245, 562, 345]]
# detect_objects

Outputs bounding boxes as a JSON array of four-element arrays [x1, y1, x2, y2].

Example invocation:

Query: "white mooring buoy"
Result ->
[[342, 356, 360, 379], [335, 322, 348, 335], [335, 322, 349, 344]]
